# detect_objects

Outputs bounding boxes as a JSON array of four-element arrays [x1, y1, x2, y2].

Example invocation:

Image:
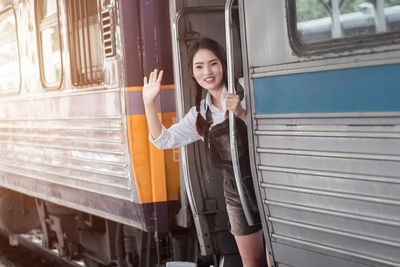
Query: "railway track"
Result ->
[[0, 231, 82, 267]]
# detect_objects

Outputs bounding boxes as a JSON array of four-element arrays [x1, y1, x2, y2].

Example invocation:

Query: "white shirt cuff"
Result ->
[[149, 125, 170, 149]]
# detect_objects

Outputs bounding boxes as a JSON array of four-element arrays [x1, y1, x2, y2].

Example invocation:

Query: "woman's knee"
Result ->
[[241, 253, 266, 267], [234, 230, 266, 266]]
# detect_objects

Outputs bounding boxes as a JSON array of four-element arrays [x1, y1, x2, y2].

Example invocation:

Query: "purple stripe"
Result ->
[[141, 0, 157, 74], [126, 89, 176, 115], [121, 0, 143, 86], [160, 89, 176, 113], [154, 0, 174, 84], [126, 91, 145, 115]]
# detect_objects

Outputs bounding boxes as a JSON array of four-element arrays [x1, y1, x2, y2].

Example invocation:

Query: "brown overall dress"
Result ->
[[206, 113, 262, 236]]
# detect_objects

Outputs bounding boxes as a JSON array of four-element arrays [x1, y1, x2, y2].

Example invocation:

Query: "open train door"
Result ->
[[169, 1, 248, 266]]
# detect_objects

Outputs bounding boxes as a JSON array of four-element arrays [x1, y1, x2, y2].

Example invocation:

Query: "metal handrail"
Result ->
[[225, 0, 254, 225]]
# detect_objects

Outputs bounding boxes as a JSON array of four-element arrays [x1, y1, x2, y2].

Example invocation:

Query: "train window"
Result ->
[[36, 0, 62, 89], [0, 8, 20, 94], [66, 0, 104, 86], [291, 0, 400, 50]]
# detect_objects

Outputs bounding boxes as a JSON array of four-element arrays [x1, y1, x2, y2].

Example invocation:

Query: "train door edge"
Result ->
[[236, 0, 276, 266]]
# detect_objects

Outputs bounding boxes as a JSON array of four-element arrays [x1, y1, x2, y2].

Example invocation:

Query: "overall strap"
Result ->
[[203, 107, 213, 182]]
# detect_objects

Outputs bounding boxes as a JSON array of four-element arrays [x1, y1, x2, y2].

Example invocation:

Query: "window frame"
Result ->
[[0, 7, 21, 95], [65, 0, 105, 87], [35, 0, 63, 90], [286, 0, 400, 57]]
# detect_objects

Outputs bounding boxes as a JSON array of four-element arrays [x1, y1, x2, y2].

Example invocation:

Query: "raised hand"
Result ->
[[142, 69, 164, 139], [142, 69, 164, 105]]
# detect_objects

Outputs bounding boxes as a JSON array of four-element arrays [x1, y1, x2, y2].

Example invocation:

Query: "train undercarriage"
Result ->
[[0, 188, 207, 267]]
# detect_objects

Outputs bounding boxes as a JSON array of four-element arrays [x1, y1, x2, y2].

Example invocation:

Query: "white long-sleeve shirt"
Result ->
[[150, 86, 245, 149]]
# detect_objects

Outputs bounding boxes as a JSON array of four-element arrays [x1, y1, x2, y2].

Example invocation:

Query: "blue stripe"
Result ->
[[253, 64, 400, 114], [126, 89, 176, 115]]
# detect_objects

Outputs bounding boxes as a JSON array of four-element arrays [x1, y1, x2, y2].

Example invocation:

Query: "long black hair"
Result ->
[[187, 38, 243, 137]]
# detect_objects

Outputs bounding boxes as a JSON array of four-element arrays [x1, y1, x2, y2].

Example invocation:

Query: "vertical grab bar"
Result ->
[[225, 0, 254, 226], [171, 11, 198, 217]]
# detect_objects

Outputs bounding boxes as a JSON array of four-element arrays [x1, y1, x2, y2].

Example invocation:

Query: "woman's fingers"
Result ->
[[153, 69, 158, 82], [157, 70, 164, 83], [143, 76, 147, 85], [225, 93, 240, 105], [225, 93, 243, 116], [146, 69, 163, 84]]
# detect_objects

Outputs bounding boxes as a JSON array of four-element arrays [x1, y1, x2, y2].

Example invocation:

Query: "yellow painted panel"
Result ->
[[148, 127, 168, 202], [127, 110, 180, 202], [127, 115, 152, 203], [161, 112, 180, 201]]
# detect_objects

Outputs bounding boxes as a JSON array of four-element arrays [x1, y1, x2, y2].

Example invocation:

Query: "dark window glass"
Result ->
[[0, 9, 20, 94], [40, 0, 58, 18], [66, 0, 104, 86], [295, 0, 400, 45], [37, 0, 62, 88]]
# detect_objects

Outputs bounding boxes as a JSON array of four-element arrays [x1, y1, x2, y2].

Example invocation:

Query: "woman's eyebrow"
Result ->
[[193, 58, 218, 65]]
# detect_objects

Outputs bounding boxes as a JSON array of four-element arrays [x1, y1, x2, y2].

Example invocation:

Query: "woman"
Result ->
[[142, 38, 270, 267]]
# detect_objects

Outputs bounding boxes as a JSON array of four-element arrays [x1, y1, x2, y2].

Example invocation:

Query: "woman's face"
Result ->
[[192, 48, 224, 93]]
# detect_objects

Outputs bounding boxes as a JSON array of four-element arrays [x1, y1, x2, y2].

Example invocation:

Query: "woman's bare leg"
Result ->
[[234, 230, 271, 267]]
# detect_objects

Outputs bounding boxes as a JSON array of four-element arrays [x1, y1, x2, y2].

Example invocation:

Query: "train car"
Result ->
[[169, 0, 400, 266], [0, 0, 199, 266], [245, 1, 400, 266]]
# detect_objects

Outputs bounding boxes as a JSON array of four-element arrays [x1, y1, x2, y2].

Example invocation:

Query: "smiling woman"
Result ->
[[142, 38, 267, 267], [192, 49, 224, 97]]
